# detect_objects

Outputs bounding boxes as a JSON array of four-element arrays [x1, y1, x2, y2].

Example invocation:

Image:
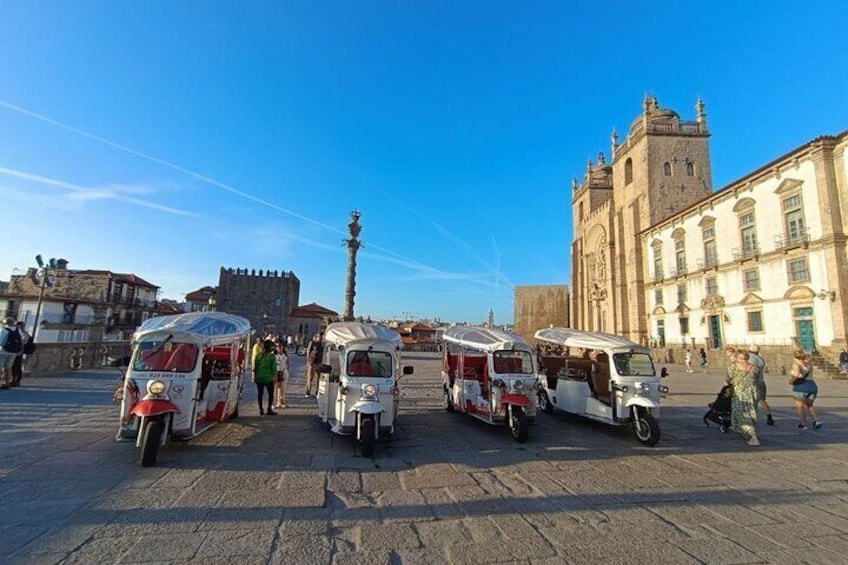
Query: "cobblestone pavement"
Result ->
[[2, 354, 848, 564]]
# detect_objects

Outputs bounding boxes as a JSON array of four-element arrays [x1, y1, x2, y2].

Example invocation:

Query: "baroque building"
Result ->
[[572, 95, 848, 365]]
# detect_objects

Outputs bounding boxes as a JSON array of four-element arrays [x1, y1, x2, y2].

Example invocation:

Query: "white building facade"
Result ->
[[643, 132, 848, 355]]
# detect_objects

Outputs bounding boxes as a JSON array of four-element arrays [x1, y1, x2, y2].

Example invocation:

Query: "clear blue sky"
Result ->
[[1, 1, 846, 323]]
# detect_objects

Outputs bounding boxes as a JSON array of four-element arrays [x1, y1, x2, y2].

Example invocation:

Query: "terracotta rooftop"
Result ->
[[290, 303, 338, 318]]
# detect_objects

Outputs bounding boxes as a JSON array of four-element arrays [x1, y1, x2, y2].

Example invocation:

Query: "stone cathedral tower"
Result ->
[[571, 96, 713, 343]]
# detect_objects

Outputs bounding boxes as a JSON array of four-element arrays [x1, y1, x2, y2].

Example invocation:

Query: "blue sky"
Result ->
[[1, 1, 846, 323]]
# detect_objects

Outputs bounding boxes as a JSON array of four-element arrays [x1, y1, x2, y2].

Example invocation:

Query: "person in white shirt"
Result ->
[[274, 342, 290, 409]]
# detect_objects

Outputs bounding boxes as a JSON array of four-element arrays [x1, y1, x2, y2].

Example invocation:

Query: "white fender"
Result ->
[[349, 400, 385, 415], [624, 396, 659, 409]]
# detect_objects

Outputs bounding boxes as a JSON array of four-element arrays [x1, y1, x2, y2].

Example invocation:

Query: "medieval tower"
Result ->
[[571, 96, 713, 343], [217, 267, 300, 334]]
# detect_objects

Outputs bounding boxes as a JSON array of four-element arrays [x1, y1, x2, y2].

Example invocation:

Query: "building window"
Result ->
[[624, 158, 633, 185], [743, 269, 760, 291], [677, 283, 687, 303], [679, 317, 689, 335], [655, 288, 663, 306], [747, 311, 764, 332], [783, 194, 806, 245], [663, 162, 672, 176], [578, 202, 584, 222], [686, 162, 695, 177], [705, 277, 718, 296], [674, 237, 686, 273], [787, 258, 810, 284], [739, 212, 758, 256], [702, 226, 717, 268], [653, 250, 663, 280]]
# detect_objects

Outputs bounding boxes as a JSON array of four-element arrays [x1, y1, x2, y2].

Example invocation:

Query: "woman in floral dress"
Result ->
[[727, 349, 760, 446]]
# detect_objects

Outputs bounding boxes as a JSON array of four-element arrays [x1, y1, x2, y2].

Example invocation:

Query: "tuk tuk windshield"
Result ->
[[346, 351, 393, 377], [492, 351, 534, 374], [134, 340, 199, 373], [612, 352, 655, 377]]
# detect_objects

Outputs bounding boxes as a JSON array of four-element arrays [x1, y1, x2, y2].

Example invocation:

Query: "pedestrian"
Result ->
[[305, 333, 324, 396], [698, 347, 708, 373], [727, 349, 760, 446], [0, 317, 22, 390], [10, 321, 31, 387], [724, 346, 736, 369], [251, 337, 263, 367], [286, 334, 294, 352], [747, 345, 774, 425], [789, 350, 822, 430], [684, 349, 693, 373], [274, 342, 289, 409], [253, 339, 277, 415], [839, 348, 848, 374]]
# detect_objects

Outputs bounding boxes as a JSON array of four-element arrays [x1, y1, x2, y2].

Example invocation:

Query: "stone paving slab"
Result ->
[[3, 357, 848, 563]]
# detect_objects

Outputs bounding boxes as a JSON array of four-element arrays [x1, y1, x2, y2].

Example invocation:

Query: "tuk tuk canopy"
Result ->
[[535, 328, 649, 354], [323, 322, 402, 349], [443, 326, 532, 353], [134, 312, 252, 346]]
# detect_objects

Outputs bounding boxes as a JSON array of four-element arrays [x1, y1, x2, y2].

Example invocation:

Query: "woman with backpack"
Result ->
[[0, 317, 23, 390], [253, 339, 277, 415], [10, 321, 33, 387]]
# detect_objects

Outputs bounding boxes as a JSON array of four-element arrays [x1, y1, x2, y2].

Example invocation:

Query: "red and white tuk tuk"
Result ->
[[441, 326, 537, 442], [115, 312, 250, 466]]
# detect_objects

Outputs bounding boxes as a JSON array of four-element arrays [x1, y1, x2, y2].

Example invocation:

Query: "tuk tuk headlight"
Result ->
[[511, 381, 525, 394], [361, 383, 378, 399], [635, 383, 651, 396], [147, 380, 167, 396]]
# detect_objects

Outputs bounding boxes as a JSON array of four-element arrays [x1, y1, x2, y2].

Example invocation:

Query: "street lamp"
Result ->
[[262, 312, 269, 334], [30, 255, 59, 343]]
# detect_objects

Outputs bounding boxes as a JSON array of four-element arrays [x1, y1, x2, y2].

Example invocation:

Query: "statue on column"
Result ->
[[343, 211, 362, 321]]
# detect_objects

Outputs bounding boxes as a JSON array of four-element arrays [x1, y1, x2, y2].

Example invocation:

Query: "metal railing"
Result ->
[[696, 255, 719, 270], [732, 245, 760, 260], [774, 228, 810, 250]]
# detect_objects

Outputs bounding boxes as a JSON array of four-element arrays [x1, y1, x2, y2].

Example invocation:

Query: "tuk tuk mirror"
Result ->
[[402, 365, 414, 376], [319, 364, 332, 374], [661, 367, 668, 378]]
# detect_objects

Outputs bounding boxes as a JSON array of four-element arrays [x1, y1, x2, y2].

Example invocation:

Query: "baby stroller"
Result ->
[[704, 384, 733, 433]]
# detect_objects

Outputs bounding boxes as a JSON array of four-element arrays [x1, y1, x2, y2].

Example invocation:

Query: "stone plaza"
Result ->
[[2, 354, 848, 564]]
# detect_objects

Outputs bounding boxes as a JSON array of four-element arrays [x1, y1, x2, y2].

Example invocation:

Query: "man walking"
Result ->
[[747, 344, 774, 426], [0, 317, 22, 390], [10, 321, 31, 387], [304, 333, 324, 397], [839, 348, 848, 374]]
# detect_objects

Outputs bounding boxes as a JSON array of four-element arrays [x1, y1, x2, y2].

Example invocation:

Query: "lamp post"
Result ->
[[262, 312, 269, 335], [30, 255, 57, 343]]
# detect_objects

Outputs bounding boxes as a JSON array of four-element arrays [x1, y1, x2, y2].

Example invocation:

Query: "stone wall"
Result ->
[[22, 342, 132, 375], [513, 285, 569, 343]]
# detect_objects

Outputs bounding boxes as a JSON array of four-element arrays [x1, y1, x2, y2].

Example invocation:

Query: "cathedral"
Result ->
[[571, 96, 848, 363]]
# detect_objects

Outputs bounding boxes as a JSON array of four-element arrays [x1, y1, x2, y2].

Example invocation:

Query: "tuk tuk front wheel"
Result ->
[[633, 409, 660, 446], [509, 406, 529, 443], [140, 416, 165, 467], [538, 391, 554, 414], [360, 416, 376, 457]]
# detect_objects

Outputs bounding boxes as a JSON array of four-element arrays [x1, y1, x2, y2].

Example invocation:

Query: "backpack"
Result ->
[[23, 336, 36, 355], [2, 328, 22, 354]]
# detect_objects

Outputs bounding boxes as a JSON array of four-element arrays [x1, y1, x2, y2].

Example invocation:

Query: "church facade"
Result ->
[[571, 96, 848, 358]]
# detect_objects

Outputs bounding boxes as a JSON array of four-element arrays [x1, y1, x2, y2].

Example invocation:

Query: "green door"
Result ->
[[708, 315, 722, 349], [794, 307, 815, 352]]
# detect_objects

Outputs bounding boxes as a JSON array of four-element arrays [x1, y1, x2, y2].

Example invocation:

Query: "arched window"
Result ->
[[663, 162, 672, 176], [686, 162, 695, 177], [624, 158, 633, 185]]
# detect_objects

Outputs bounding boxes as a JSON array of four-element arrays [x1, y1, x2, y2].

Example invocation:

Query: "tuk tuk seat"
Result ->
[[591, 361, 612, 404]]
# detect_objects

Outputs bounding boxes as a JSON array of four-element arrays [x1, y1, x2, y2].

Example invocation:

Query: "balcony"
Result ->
[[40, 312, 94, 325], [668, 266, 688, 278], [651, 270, 664, 283], [774, 228, 810, 251], [696, 256, 719, 270], [732, 245, 760, 261]]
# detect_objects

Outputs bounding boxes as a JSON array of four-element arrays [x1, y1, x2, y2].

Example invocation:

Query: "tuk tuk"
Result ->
[[441, 326, 537, 442], [534, 327, 668, 446], [316, 321, 413, 457], [115, 312, 251, 466]]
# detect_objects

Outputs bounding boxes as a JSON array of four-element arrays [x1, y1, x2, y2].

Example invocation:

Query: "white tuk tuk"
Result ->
[[316, 321, 413, 457], [534, 328, 668, 446], [441, 326, 537, 442], [116, 312, 250, 466]]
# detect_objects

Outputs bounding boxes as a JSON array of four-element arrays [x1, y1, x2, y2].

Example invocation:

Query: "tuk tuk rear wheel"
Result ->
[[140, 416, 164, 467], [360, 416, 376, 457], [633, 410, 660, 446], [538, 391, 554, 414], [509, 406, 529, 443], [444, 385, 454, 412]]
